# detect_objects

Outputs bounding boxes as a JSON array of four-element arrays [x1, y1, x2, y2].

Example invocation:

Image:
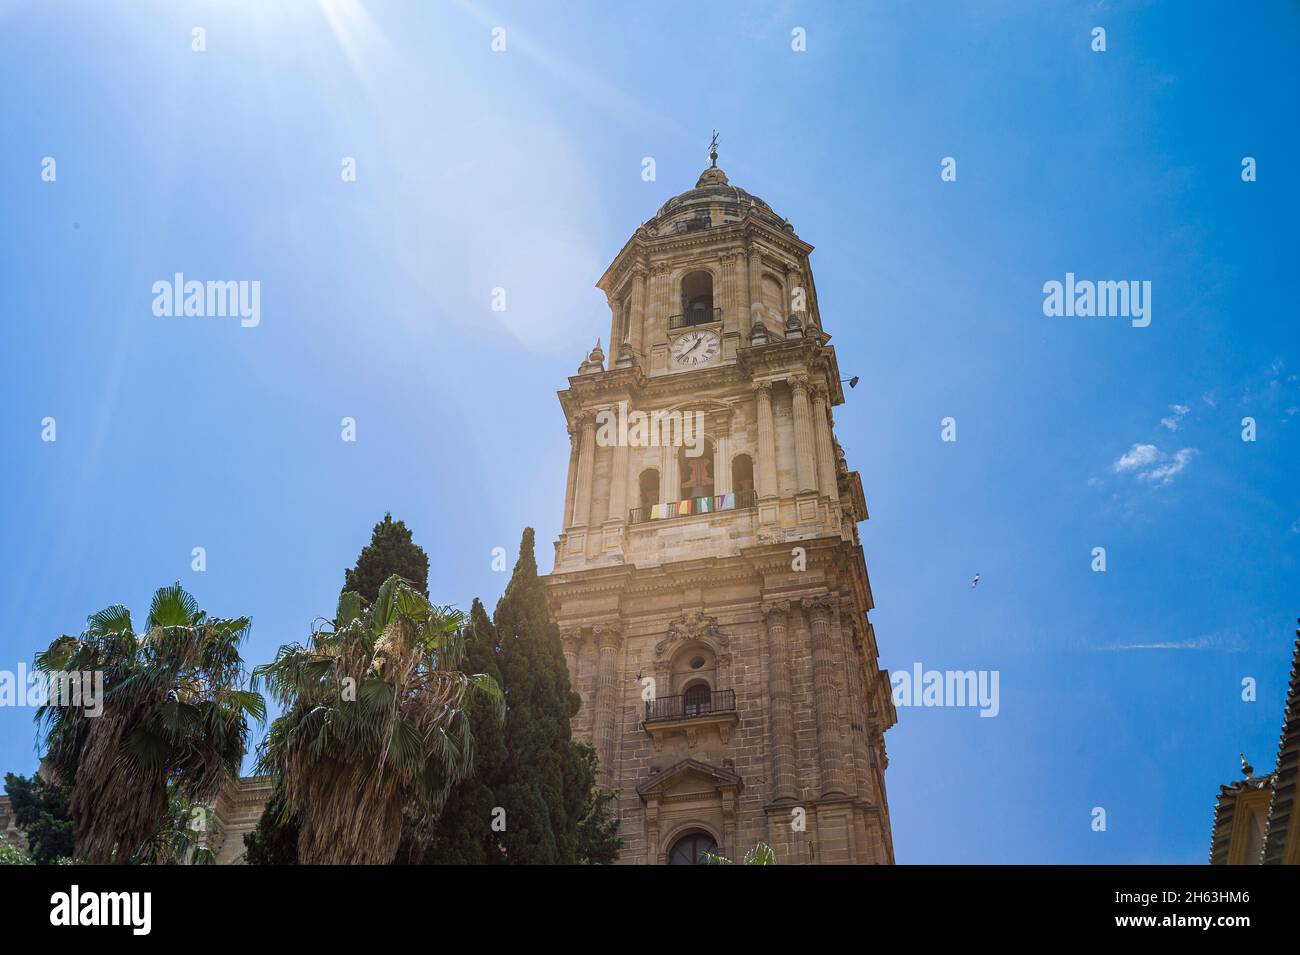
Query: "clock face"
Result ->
[[671, 329, 720, 367]]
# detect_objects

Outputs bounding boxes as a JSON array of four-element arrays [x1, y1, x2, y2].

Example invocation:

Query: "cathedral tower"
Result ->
[[545, 148, 897, 864]]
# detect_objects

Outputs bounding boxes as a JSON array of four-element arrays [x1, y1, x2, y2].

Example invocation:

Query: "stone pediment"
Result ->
[[637, 758, 742, 803]]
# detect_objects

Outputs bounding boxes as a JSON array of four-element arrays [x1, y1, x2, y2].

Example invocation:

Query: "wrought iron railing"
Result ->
[[669, 307, 722, 330], [645, 689, 736, 723], [629, 488, 756, 525]]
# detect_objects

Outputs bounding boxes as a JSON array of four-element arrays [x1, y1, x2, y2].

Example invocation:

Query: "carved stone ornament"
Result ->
[[655, 610, 727, 658]]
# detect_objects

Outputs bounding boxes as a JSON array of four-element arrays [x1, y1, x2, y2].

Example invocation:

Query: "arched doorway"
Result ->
[[667, 831, 718, 865]]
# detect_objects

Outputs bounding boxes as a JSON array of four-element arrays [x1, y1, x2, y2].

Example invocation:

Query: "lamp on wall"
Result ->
[[841, 376, 859, 389]]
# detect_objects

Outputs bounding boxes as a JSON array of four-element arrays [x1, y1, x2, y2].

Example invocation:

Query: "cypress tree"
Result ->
[[405, 598, 508, 864], [416, 528, 621, 864], [342, 513, 429, 603]]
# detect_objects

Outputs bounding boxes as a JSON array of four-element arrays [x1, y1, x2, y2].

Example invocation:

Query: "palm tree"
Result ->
[[706, 843, 777, 865], [254, 575, 503, 865], [35, 583, 264, 864]]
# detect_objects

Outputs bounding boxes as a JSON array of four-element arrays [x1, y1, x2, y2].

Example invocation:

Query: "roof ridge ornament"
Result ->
[[709, 129, 719, 168]]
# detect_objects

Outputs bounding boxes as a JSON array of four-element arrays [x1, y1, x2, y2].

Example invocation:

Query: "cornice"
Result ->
[[598, 218, 816, 294]]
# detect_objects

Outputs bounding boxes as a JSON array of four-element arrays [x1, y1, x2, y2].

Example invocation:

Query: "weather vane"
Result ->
[[709, 129, 719, 168]]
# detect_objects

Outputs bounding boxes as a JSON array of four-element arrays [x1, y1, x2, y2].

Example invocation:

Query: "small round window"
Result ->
[[689, 655, 706, 670]]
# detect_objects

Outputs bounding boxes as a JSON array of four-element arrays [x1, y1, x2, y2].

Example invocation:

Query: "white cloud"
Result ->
[[1098, 637, 1212, 651], [1112, 444, 1158, 472], [1110, 443, 1198, 486], [1160, 403, 1191, 430], [1136, 448, 1197, 485]]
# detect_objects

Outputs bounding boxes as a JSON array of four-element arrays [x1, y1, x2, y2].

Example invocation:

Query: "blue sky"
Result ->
[[1, 1, 1296, 864]]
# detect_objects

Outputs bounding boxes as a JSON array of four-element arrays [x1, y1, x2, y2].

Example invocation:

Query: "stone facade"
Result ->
[[545, 157, 897, 864], [207, 775, 275, 864]]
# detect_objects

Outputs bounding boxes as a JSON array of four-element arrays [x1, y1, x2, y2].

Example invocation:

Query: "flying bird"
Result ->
[[971, 574, 980, 588]]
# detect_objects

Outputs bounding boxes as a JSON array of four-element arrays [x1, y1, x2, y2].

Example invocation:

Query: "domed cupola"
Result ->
[[646, 139, 792, 238]]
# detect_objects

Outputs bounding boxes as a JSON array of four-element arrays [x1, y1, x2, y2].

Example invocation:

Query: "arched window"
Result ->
[[682, 681, 713, 717], [668, 831, 718, 865], [670, 643, 717, 697], [731, 453, 754, 496], [639, 468, 660, 511], [679, 439, 714, 501], [679, 270, 715, 326]]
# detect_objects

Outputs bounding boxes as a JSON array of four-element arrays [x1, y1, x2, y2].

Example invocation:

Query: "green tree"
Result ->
[[255, 576, 503, 864], [343, 513, 429, 604], [411, 529, 620, 865], [403, 597, 508, 864], [242, 783, 299, 865], [2, 772, 74, 864], [34, 584, 263, 864]]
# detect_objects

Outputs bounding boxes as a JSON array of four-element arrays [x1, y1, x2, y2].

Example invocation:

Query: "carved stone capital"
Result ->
[[593, 621, 624, 650], [761, 600, 790, 622], [752, 380, 773, 397], [801, 594, 836, 623]]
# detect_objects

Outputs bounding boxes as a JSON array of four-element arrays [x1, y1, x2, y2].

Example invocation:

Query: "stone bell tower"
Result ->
[[545, 143, 897, 865]]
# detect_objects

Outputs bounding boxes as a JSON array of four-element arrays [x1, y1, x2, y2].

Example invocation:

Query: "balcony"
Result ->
[[646, 689, 736, 723], [669, 306, 722, 330], [643, 689, 739, 749], [629, 489, 756, 525]]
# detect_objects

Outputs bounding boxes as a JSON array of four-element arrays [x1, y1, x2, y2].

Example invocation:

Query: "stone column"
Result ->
[[560, 629, 582, 686], [607, 441, 630, 523], [747, 247, 763, 332], [606, 294, 621, 360], [592, 622, 624, 788], [786, 265, 804, 324], [629, 266, 647, 358], [649, 265, 671, 348], [762, 601, 799, 802], [571, 412, 597, 527], [712, 410, 733, 496], [790, 375, 818, 494], [561, 426, 578, 529], [660, 442, 680, 504], [736, 248, 752, 335], [753, 381, 778, 499], [810, 385, 839, 500], [720, 253, 738, 337], [805, 596, 851, 796], [844, 624, 871, 802]]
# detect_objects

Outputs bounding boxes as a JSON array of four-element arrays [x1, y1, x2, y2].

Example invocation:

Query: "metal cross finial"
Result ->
[[709, 130, 719, 167]]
